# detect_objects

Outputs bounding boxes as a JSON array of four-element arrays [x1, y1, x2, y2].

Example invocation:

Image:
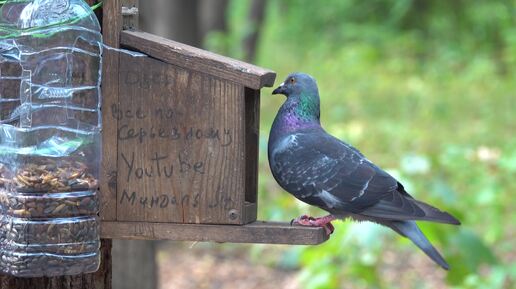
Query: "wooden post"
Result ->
[[122, 0, 139, 30], [110, 2, 158, 289], [112, 240, 157, 289]]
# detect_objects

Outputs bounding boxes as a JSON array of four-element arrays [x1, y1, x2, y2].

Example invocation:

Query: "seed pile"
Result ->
[[0, 191, 99, 218], [2, 240, 100, 254], [0, 216, 99, 244], [0, 160, 100, 277], [0, 251, 100, 277], [0, 161, 98, 193]]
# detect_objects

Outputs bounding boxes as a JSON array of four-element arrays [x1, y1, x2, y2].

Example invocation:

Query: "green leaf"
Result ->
[[446, 228, 498, 285]]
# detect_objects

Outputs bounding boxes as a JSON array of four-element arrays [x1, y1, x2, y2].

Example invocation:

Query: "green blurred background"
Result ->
[[197, 1, 515, 288], [0, 0, 513, 288]]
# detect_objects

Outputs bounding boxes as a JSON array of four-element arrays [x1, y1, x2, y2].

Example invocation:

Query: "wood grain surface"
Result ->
[[115, 52, 247, 224], [120, 30, 276, 90], [100, 0, 122, 221], [102, 221, 329, 245]]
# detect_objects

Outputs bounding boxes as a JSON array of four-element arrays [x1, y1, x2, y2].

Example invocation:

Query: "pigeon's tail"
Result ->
[[386, 220, 450, 270], [412, 200, 461, 225], [360, 194, 461, 225]]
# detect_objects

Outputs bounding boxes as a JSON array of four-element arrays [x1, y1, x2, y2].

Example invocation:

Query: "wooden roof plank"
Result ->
[[120, 30, 276, 90]]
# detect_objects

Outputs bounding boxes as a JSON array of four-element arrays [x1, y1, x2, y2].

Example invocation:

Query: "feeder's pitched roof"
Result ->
[[121, 31, 276, 90]]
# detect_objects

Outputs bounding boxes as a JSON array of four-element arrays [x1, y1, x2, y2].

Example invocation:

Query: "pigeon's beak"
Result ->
[[272, 82, 286, 95]]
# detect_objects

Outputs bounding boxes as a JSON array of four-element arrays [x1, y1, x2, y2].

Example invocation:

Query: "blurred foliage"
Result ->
[[212, 0, 516, 288]]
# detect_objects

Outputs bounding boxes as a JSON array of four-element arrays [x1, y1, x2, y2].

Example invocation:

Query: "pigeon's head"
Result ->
[[272, 73, 318, 98]]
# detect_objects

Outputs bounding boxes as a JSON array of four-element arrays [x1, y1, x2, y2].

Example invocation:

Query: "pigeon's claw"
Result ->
[[291, 215, 314, 226], [290, 215, 314, 225], [290, 214, 336, 235], [323, 222, 335, 235]]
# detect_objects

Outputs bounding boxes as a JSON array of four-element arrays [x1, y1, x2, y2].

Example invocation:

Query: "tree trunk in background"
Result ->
[[112, 240, 157, 289], [243, 0, 267, 62], [199, 0, 229, 41], [139, 0, 201, 47], [0, 240, 112, 289]]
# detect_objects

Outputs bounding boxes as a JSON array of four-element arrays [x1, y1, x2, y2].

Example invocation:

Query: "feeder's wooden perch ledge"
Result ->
[[101, 221, 329, 245]]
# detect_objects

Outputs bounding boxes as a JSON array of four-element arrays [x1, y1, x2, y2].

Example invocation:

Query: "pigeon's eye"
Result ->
[[290, 78, 296, 84]]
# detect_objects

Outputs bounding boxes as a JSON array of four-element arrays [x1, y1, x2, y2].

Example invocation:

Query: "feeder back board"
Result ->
[[99, 30, 276, 226]]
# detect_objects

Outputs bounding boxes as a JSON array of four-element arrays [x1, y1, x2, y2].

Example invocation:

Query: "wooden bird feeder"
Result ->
[[99, 1, 328, 245]]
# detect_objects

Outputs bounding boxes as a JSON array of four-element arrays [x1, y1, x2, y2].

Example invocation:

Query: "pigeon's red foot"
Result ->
[[290, 214, 336, 235]]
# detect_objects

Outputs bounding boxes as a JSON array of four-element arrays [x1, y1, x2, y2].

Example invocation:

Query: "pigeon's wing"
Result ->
[[270, 131, 459, 224], [360, 183, 460, 224], [270, 131, 397, 210]]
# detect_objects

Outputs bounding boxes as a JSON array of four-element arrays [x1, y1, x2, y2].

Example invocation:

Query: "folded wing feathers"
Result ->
[[361, 191, 460, 225]]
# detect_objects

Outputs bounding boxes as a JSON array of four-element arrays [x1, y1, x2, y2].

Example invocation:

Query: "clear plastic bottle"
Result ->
[[0, 0, 102, 277]]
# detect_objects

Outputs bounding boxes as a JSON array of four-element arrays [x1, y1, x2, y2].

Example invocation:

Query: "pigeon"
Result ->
[[268, 72, 460, 270]]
